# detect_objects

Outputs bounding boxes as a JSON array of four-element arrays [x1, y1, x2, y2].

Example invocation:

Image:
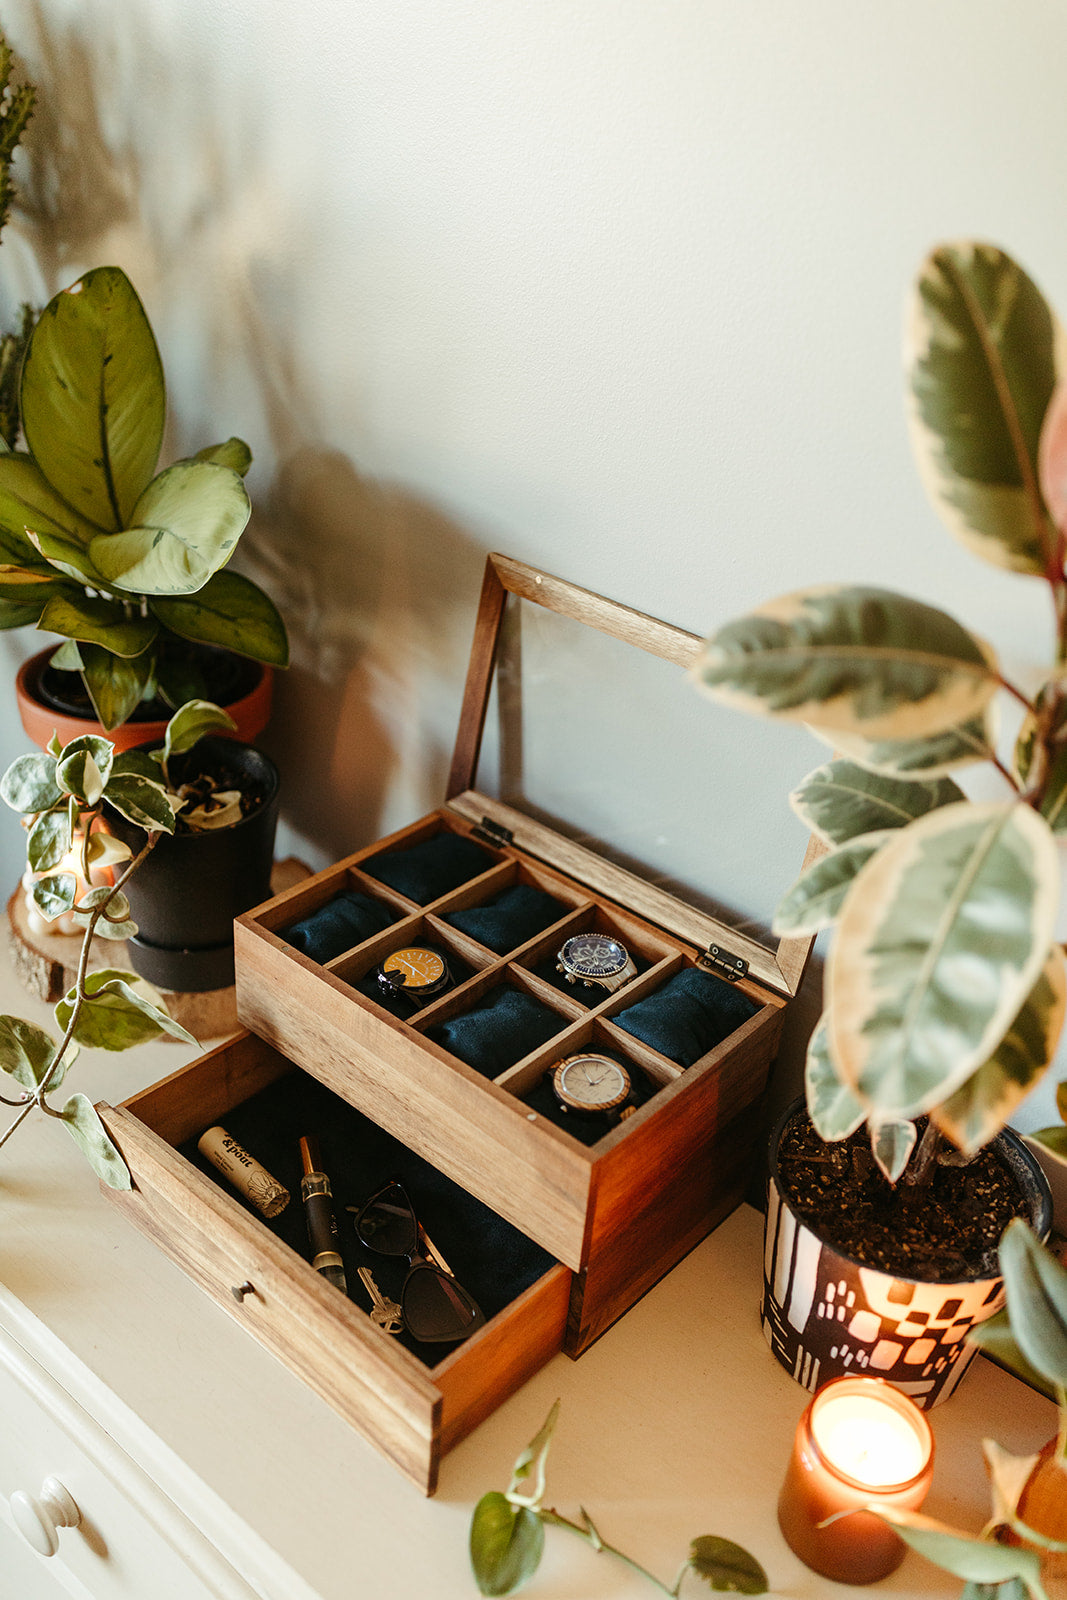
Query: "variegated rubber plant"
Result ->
[[696, 241, 1067, 1185], [0, 700, 237, 1187], [0, 265, 289, 730]]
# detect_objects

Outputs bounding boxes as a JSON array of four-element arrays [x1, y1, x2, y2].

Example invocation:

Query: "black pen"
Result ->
[[298, 1135, 347, 1294]]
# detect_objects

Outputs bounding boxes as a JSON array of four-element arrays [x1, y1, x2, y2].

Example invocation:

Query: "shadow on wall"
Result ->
[[0, 0, 492, 867]]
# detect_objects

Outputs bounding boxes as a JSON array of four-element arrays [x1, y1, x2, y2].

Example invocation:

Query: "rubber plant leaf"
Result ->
[[60, 1092, 131, 1190], [151, 567, 290, 667], [37, 590, 158, 659], [21, 266, 165, 531], [933, 948, 1067, 1155], [26, 807, 71, 872], [0, 452, 108, 560], [804, 1011, 866, 1141], [55, 968, 198, 1050], [687, 1536, 768, 1595], [56, 734, 112, 803], [694, 586, 998, 742], [469, 1495, 544, 1598], [994, 1218, 1067, 1389], [1039, 378, 1067, 532], [162, 698, 236, 762], [0, 1015, 63, 1089], [829, 801, 1059, 1120], [811, 711, 996, 779], [906, 240, 1059, 576], [0, 750, 61, 812], [190, 436, 252, 476], [790, 758, 965, 846], [872, 1507, 1048, 1597], [80, 642, 154, 732], [773, 831, 892, 936], [869, 1117, 917, 1183], [969, 1310, 1056, 1402], [89, 461, 251, 596]]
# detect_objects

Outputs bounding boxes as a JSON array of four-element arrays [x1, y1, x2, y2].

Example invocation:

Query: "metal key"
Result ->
[[356, 1266, 404, 1334]]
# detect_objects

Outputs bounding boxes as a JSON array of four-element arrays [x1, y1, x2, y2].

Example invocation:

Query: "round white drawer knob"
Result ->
[[10, 1475, 81, 1557]]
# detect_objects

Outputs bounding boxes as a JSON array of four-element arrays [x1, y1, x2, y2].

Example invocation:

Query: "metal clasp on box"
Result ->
[[471, 817, 514, 848], [697, 945, 749, 982]]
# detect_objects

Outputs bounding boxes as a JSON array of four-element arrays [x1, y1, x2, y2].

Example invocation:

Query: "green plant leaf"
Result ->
[[69, 884, 137, 938], [21, 266, 165, 530], [27, 806, 70, 872], [790, 759, 965, 845], [0, 750, 61, 812], [830, 801, 1059, 1120], [151, 567, 289, 667], [874, 1507, 1047, 1593], [190, 436, 252, 476], [984, 1439, 1042, 1533], [59, 1092, 132, 1190], [773, 832, 891, 936], [870, 1117, 918, 1183], [805, 1011, 867, 1140], [0, 451, 108, 558], [162, 698, 236, 763], [104, 772, 178, 832], [933, 949, 1067, 1155], [0, 1015, 62, 1089], [110, 749, 165, 785], [56, 734, 112, 803], [695, 587, 998, 742], [89, 461, 251, 596], [55, 968, 198, 1050], [1032, 1124, 1067, 1158], [507, 1400, 560, 1504], [906, 241, 1059, 576], [25, 522, 106, 585], [38, 590, 158, 659], [687, 1535, 768, 1595], [0, 596, 48, 628], [469, 1493, 544, 1598], [0, 564, 68, 605], [80, 641, 154, 731], [50, 639, 83, 672], [969, 1310, 1057, 1402], [995, 1218, 1067, 1390], [31, 871, 76, 920]]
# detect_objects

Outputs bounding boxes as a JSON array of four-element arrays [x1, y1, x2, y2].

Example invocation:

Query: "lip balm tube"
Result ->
[[197, 1125, 289, 1218], [299, 1134, 347, 1294]]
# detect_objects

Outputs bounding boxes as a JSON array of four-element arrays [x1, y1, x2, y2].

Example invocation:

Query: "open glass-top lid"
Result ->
[[446, 555, 815, 998]]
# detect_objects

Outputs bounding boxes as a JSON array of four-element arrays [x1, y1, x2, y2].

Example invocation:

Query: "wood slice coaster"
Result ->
[[6, 858, 311, 1042]]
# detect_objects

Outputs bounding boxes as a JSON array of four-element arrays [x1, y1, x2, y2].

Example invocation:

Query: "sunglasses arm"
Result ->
[[417, 1222, 453, 1278]]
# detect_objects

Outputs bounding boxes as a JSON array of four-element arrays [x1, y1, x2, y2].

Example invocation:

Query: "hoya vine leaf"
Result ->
[[790, 759, 965, 846], [0, 749, 61, 812], [55, 968, 198, 1051], [162, 698, 237, 762], [773, 832, 891, 936], [151, 567, 290, 667], [20, 265, 165, 531], [804, 1012, 866, 1141], [869, 1118, 918, 1184], [507, 1399, 560, 1504], [37, 589, 158, 659], [0, 1015, 63, 1089], [906, 241, 1059, 576], [695, 587, 998, 743], [104, 771, 179, 832], [873, 1507, 1048, 1596], [69, 886, 137, 941], [993, 1218, 1067, 1390], [933, 949, 1067, 1155], [469, 1494, 544, 1598], [60, 1093, 131, 1190], [56, 734, 112, 804], [31, 871, 76, 921], [88, 460, 251, 596], [687, 1536, 768, 1595], [26, 807, 70, 873], [829, 801, 1059, 1120]]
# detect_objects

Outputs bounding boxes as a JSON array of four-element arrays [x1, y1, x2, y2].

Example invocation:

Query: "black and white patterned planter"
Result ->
[[761, 1100, 1052, 1410]]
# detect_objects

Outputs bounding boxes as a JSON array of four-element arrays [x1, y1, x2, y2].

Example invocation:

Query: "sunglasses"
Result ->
[[352, 1179, 486, 1344]]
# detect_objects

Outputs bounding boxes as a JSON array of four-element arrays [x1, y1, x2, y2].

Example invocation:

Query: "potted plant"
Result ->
[[0, 265, 288, 745], [0, 701, 244, 1189], [103, 707, 280, 992], [694, 240, 1067, 1404], [0, 28, 35, 450]]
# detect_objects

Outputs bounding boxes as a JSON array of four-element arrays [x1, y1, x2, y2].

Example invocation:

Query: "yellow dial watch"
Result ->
[[376, 946, 453, 1008]]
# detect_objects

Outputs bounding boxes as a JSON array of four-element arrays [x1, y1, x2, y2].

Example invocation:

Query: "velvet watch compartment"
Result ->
[[233, 555, 815, 1358], [96, 1031, 570, 1497]]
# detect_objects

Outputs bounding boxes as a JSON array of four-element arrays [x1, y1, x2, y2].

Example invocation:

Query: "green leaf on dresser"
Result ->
[[790, 759, 964, 845], [59, 1093, 131, 1190]]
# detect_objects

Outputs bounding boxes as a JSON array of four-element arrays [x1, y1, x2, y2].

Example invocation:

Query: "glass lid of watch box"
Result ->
[[445, 556, 815, 997]]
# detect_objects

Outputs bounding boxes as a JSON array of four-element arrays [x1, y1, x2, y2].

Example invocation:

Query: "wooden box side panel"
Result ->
[[98, 1104, 444, 1495], [565, 1004, 785, 1354], [234, 920, 593, 1269]]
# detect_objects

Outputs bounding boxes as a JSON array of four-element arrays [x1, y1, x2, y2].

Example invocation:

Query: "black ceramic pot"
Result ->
[[104, 736, 280, 993], [761, 1096, 1052, 1409]]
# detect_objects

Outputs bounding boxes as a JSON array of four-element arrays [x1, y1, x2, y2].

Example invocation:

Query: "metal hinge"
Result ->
[[697, 945, 749, 983], [471, 816, 515, 848]]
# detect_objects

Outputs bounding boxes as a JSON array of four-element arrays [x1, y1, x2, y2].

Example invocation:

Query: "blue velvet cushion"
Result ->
[[611, 966, 758, 1067], [441, 884, 566, 954], [362, 832, 495, 903], [283, 890, 397, 963], [427, 987, 563, 1078]]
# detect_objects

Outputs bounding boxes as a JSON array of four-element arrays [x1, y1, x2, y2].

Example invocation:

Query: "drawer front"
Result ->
[[0, 1324, 254, 1600]]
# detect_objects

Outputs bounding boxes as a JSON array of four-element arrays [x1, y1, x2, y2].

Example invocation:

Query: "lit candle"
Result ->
[[778, 1376, 934, 1584]]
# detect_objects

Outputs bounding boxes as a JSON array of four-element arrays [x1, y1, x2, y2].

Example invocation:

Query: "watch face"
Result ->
[[380, 946, 447, 992], [558, 933, 629, 980], [553, 1054, 631, 1112]]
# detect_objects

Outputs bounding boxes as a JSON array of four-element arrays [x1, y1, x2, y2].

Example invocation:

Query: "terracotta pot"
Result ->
[[761, 1097, 1053, 1409], [15, 647, 273, 753]]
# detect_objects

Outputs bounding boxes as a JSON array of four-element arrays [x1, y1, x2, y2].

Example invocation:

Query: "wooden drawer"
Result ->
[[97, 1032, 571, 1497]]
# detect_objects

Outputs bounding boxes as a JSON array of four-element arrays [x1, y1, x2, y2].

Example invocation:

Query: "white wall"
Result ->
[[1, 0, 1066, 1129]]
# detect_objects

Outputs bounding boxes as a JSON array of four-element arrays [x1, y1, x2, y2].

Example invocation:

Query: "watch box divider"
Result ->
[[325, 916, 495, 987], [494, 1015, 682, 1101]]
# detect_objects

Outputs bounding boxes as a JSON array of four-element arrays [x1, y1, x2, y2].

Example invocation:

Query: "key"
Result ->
[[356, 1266, 404, 1334]]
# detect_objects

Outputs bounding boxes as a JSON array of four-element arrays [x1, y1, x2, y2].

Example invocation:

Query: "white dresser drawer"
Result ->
[[0, 1323, 257, 1600]]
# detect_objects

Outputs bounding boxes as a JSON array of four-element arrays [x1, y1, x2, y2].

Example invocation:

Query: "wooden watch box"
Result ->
[[97, 553, 813, 1495]]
